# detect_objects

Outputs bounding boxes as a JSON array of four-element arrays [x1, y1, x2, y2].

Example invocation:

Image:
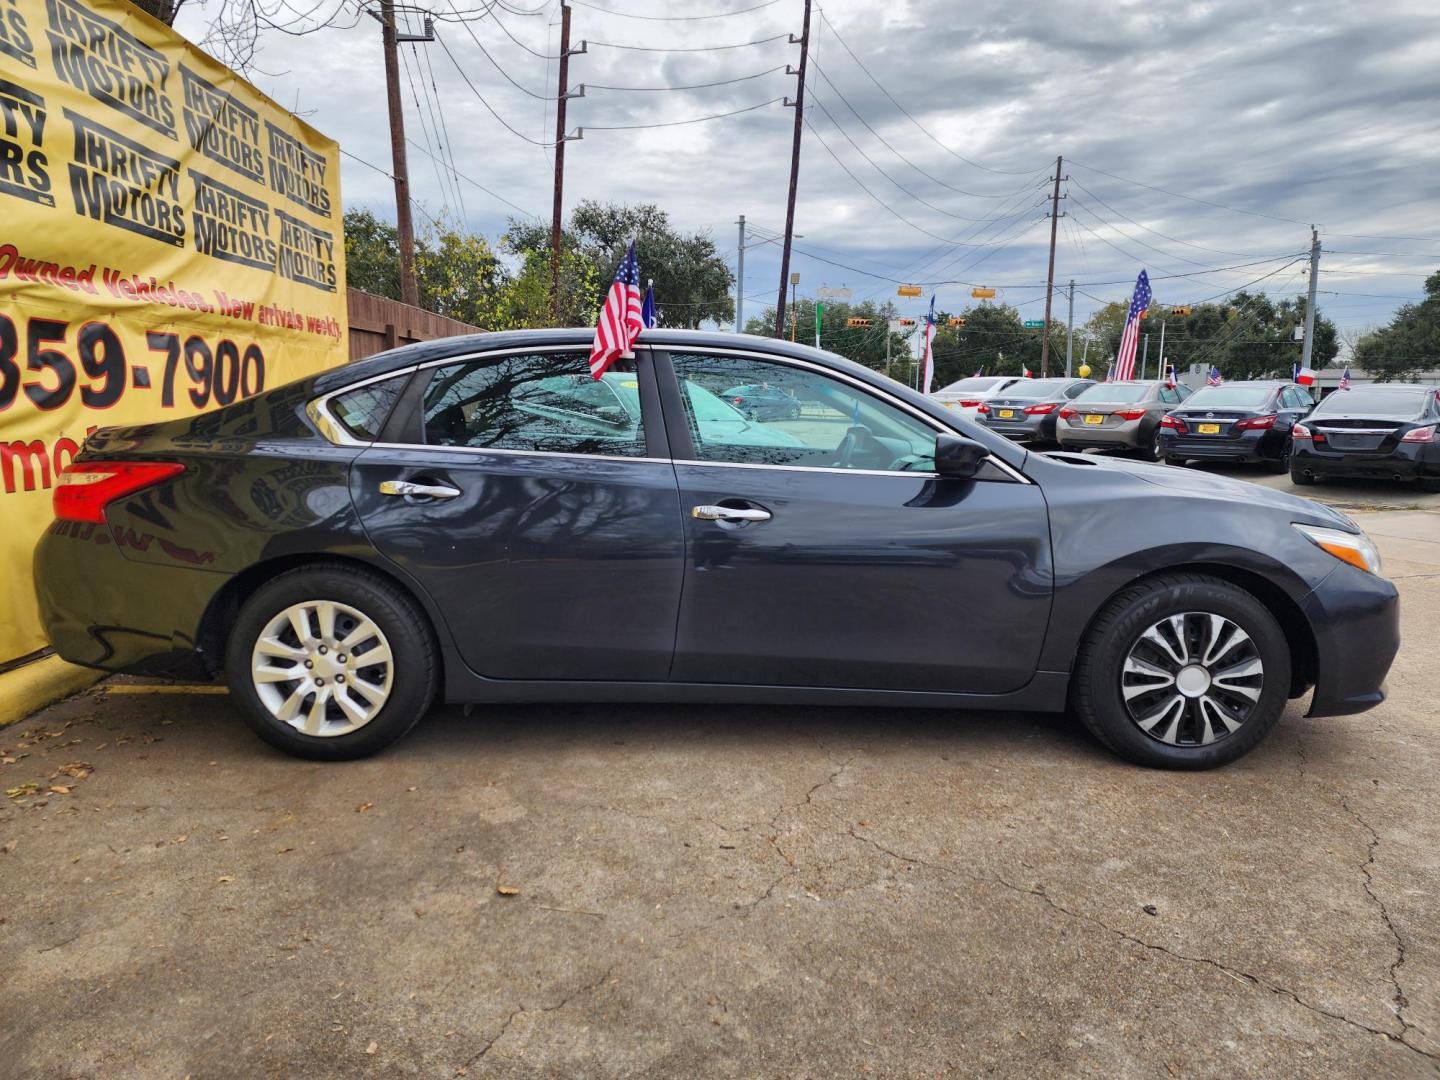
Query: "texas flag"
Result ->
[[1294, 364, 1318, 386]]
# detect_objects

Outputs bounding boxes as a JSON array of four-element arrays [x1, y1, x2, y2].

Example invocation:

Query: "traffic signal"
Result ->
[[897, 318, 916, 327], [948, 317, 967, 327], [1171, 305, 1193, 316], [846, 318, 873, 328]]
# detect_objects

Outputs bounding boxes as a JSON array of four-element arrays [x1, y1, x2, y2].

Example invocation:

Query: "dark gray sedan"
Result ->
[[1057, 379, 1193, 459], [35, 329, 1397, 770], [978, 377, 1095, 444]]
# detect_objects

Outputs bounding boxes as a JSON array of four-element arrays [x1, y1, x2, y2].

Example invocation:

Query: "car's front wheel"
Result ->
[[1071, 573, 1291, 769], [225, 565, 439, 760]]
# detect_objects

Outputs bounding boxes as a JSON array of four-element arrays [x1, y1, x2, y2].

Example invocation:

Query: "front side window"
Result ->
[[671, 353, 936, 471], [421, 352, 646, 457], [1159, 386, 1181, 405], [329, 375, 408, 441]]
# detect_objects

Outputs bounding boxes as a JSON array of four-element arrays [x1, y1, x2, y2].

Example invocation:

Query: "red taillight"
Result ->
[[957, 398, 981, 408], [1059, 407, 1076, 419], [1292, 423, 1312, 440], [53, 462, 185, 524], [1402, 424, 1437, 443], [976, 403, 990, 414], [1024, 403, 1057, 415], [1116, 408, 1147, 421], [731, 396, 744, 406], [1160, 415, 1188, 433], [1234, 414, 1277, 431]]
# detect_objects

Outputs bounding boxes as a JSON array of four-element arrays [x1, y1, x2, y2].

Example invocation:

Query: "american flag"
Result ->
[[1112, 270, 1151, 382], [1340, 363, 1352, 390], [1206, 365, 1223, 386], [590, 241, 644, 379], [921, 295, 936, 395]]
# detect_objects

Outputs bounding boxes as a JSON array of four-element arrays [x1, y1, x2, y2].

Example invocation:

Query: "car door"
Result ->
[[654, 348, 1053, 694], [346, 346, 685, 682]]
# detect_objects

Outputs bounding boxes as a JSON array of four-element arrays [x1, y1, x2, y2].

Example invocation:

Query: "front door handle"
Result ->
[[379, 479, 461, 499], [692, 504, 772, 524]]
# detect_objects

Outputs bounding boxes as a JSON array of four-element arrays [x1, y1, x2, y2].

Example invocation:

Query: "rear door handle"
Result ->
[[379, 479, 461, 499], [692, 504, 771, 523]]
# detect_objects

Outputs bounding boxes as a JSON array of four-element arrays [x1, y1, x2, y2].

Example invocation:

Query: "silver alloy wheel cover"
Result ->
[[1120, 611, 1264, 746], [250, 599, 395, 738]]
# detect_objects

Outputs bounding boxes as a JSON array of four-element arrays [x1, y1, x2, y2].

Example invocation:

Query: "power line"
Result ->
[[421, 37, 469, 221], [816, 11, 1037, 176], [403, 136, 542, 218], [567, 0, 783, 18], [582, 96, 784, 130], [1068, 197, 1218, 271], [338, 147, 444, 228], [587, 65, 787, 92], [436, 30, 553, 145], [1066, 177, 1290, 259], [448, 0, 556, 99], [586, 32, 789, 52]]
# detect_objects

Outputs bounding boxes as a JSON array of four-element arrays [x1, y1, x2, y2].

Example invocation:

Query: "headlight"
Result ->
[[1293, 523, 1384, 576]]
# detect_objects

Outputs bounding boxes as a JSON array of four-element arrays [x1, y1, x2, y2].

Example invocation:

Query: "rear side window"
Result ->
[[329, 376, 407, 441], [1159, 386, 1180, 405], [421, 351, 646, 457]]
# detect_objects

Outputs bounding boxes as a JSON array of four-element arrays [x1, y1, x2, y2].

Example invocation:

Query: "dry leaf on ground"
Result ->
[[497, 885, 520, 896]]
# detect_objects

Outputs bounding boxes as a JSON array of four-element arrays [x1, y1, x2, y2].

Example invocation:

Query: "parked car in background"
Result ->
[[978, 377, 1095, 445], [720, 383, 802, 421], [932, 375, 1029, 418], [1159, 381, 1313, 472], [1291, 384, 1440, 492], [34, 329, 1398, 770], [1056, 380, 1192, 460]]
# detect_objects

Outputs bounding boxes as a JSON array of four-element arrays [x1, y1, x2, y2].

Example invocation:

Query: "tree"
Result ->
[[131, 0, 184, 23], [1077, 292, 1338, 381], [343, 209, 402, 301], [507, 201, 735, 329], [1355, 271, 1440, 381]]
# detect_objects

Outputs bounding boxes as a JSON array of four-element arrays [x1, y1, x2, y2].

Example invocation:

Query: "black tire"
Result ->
[[1267, 442, 1292, 474], [1165, 456, 1188, 467], [1290, 467, 1315, 486], [1141, 429, 1163, 462], [225, 565, 439, 760], [1419, 476, 1440, 494], [1071, 573, 1291, 769]]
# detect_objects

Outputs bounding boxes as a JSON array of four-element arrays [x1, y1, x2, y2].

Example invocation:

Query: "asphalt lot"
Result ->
[[2, 468, 1438, 1078]]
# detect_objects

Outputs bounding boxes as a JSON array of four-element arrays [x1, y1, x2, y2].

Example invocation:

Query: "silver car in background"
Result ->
[[1056, 380, 1193, 460], [978, 377, 1095, 445], [931, 374, 1029, 419]]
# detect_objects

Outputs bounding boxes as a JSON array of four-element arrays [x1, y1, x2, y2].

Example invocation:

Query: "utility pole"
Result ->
[[1141, 333, 1149, 380], [380, 0, 418, 307], [549, 3, 573, 322], [774, 0, 812, 338], [1065, 279, 1075, 377], [735, 215, 746, 333], [1039, 154, 1064, 378], [1301, 225, 1321, 372], [1157, 319, 1167, 380], [789, 273, 799, 342]]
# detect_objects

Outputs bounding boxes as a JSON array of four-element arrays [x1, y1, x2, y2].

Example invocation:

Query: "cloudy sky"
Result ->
[[177, 0, 1440, 343]]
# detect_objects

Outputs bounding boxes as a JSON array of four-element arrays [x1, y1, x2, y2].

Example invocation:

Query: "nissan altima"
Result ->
[[34, 330, 1399, 769]]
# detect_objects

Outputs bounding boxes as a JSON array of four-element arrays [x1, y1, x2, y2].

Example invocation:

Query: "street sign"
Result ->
[[897, 284, 923, 297], [971, 287, 997, 299], [817, 287, 852, 300], [1023, 320, 1045, 329]]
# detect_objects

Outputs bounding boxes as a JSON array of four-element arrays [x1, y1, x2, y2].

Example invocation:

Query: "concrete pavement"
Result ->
[[2, 506, 1438, 1078]]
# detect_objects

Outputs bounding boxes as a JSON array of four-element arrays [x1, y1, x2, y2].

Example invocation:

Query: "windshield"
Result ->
[[685, 381, 749, 422], [1073, 382, 1151, 404], [1314, 387, 1433, 417], [1182, 386, 1274, 408]]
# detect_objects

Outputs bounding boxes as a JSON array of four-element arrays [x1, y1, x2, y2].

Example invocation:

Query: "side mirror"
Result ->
[[934, 433, 989, 479]]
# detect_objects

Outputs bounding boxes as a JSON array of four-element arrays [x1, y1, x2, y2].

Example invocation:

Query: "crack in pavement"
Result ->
[[843, 827, 1440, 1067], [455, 964, 617, 1074]]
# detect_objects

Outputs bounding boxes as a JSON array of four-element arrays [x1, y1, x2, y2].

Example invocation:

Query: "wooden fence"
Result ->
[[346, 289, 481, 361]]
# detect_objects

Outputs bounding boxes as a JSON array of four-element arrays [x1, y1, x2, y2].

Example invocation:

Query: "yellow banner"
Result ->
[[0, 0, 346, 663]]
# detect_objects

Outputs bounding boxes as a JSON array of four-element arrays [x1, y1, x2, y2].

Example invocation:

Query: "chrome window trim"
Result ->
[[309, 364, 421, 447], [663, 345, 1031, 484], [309, 341, 1030, 484]]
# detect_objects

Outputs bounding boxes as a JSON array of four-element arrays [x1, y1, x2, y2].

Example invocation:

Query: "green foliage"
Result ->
[[1077, 293, 1338, 380], [343, 209, 402, 302], [1355, 271, 1440, 381], [743, 299, 912, 380], [506, 200, 735, 329]]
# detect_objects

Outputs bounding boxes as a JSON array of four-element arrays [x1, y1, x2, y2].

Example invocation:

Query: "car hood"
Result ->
[[1043, 452, 1358, 532]]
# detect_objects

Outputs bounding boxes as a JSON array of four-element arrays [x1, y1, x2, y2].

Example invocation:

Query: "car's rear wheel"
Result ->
[[225, 566, 439, 760], [1071, 573, 1291, 769], [1418, 476, 1440, 494], [1141, 429, 1163, 461], [1290, 467, 1315, 486], [1268, 442, 1292, 474]]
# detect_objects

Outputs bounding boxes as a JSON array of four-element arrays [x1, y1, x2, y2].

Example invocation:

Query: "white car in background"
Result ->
[[931, 375, 1030, 418]]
